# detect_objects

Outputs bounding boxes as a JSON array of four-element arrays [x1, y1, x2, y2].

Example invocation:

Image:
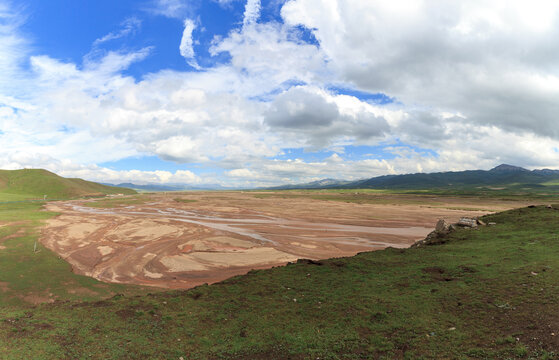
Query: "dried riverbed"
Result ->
[[40, 192, 515, 288]]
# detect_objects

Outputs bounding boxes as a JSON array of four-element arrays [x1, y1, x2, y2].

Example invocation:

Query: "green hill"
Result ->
[[0, 169, 136, 200]]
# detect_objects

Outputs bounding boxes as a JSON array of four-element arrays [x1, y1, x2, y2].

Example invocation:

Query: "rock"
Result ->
[[547, 205, 553, 209], [457, 217, 478, 228], [488, 222, 497, 226], [296, 259, 323, 266], [412, 219, 459, 248], [412, 230, 448, 247], [435, 219, 450, 233], [476, 219, 486, 226]]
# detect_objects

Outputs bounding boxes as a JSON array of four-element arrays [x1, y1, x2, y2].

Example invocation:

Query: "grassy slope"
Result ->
[[0, 169, 135, 200], [1, 204, 559, 358]]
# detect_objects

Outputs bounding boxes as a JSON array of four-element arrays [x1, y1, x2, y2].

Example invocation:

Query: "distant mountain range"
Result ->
[[266, 178, 354, 190], [104, 182, 236, 192], [104, 183, 186, 192], [268, 164, 559, 190], [101, 164, 559, 192]]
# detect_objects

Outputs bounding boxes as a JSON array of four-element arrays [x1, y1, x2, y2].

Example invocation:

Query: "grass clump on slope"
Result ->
[[2, 205, 559, 358]]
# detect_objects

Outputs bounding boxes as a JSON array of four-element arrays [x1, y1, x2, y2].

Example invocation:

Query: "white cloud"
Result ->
[[0, 151, 202, 185], [149, 0, 190, 19], [179, 19, 200, 69], [93, 17, 141, 47], [227, 168, 256, 178], [213, 0, 241, 7], [0, 2, 30, 95], [265, 86, 390, 148], [209, 21, 329, 95], [281, 0, 559, 138], [243, 0, 261, 27]]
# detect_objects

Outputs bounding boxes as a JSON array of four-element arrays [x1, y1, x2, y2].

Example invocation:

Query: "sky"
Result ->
[[1, 0, 559, 187]]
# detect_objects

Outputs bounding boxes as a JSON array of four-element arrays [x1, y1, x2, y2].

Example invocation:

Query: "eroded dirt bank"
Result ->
[[40, 192, 515, 289]]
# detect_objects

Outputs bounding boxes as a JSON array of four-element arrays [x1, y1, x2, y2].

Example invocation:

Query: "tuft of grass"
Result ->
[[173, 198, 197, 204]]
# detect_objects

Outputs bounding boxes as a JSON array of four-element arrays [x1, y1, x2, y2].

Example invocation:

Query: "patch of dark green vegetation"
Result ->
[[83, 195, 151, 208], [173, 198, 198, 204], [3, 205, 559, 358]]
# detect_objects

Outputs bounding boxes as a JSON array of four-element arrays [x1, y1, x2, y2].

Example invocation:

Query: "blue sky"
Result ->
[[1, 1, 559, 186]]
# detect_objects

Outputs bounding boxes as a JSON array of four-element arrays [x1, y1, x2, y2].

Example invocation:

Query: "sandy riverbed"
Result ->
[[40, 191, 526, 289]]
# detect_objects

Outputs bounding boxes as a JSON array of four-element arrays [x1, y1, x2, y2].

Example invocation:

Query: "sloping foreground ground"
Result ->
[[2, 205, 559, 359]]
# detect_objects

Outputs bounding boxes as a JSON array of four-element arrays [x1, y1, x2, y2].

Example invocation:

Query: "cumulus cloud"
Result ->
[[281, 0, 559, 138], [227, 168, 256, 178], [209, 21, 329, 95], [265, 86, 390, 148], [266, 87, 339, 129]]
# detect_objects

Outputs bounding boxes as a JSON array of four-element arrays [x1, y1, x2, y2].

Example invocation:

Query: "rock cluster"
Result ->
[[412, 217, 487, 248], [457, 217, 477, 228]]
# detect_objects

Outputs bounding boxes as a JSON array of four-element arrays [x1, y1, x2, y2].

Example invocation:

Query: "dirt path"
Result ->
[[40, 192, 521, 289]]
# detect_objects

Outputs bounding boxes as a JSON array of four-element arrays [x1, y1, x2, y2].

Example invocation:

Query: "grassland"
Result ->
[[1, 192, 559, 358]]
